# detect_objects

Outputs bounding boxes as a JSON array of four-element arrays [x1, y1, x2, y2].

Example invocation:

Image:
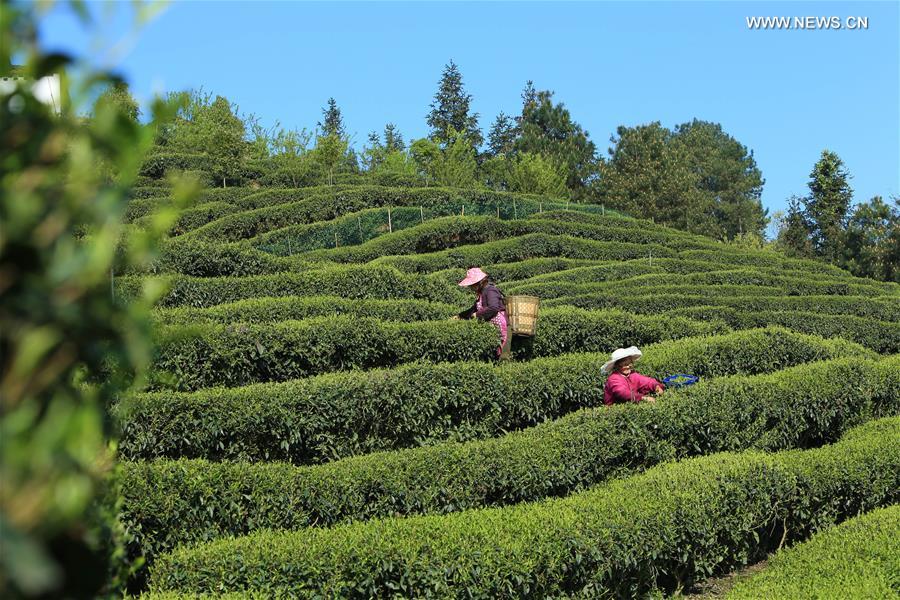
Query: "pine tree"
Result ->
[[516, 89, 598, 195], [803, 150, 853, 261], [426, 60, 482, 147], [487, 112, 517, 157], [383, 123, 404, 151], [671, 119, 767, 239], [318, 97, 345, 137], [777, 195, 814, 257]]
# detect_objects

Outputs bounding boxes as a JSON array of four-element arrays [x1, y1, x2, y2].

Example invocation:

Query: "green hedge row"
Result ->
[[727, 504, 900, 599], [139, 152, 212, 179], [577, 269, 886, 297], [530, 307, 726, 356], [662, 306, 900, 354], [115, 327, 869, 464], [678, 248, 876, 279], [114, 265, 462, 308], [428, 258, 612, 289], [184, 186, 613, 242], [145, 307, 723, 390], [116, 331, 884, 575], [140, 201, 241, 236], [296, 217, 697, 265], [122, 239, 301, 277], [146, 415, 900, 597], [124, 197, 169, 223], [147, 316, 500, 391], [253, 213, 714, 260], [153, 296, 458, 326], [540, 270, 887, 308], [373, 233, 672, 274], [543, 291, 898, 320]]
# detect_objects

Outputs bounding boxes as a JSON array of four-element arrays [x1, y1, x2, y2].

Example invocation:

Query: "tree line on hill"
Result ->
[[95, 62, 898, 282]]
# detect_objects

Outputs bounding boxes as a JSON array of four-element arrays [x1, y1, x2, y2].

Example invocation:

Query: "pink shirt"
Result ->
[[603, 372, 663, 406]]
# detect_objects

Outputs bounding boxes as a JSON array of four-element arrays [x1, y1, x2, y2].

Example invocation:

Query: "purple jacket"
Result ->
[[458, 282, 505, 321], [604, 372, 663, 406]]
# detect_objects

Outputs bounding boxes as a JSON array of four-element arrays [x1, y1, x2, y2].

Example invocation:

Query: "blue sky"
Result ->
[[40, 1, 899, 221]]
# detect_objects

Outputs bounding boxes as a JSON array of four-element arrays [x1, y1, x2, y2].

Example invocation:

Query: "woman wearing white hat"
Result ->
[[602, 346, 664, 405], [455, 267, 509, 358]]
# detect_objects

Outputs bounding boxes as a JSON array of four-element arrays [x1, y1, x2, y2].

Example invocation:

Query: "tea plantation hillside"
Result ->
[[116, 185, 899, 597]]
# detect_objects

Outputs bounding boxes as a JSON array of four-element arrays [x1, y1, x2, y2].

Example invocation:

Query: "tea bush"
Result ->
[[727, 504, 900, 599], [115, 327, 872, 463], [115, 351, 896, 576], [145, 417, 900, 597]]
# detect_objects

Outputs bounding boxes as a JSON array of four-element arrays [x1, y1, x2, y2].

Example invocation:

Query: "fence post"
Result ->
[[388, 206, 392, 232], [335, 231, 339, 248], [513, 198, 517, 219], [539, 201, 543, 214], [496, 204, 500, 219], [420, 206, 424, 223], [602, 204, 605, 216], [462, 204, 465, 217], [566, 199, 569, 211]]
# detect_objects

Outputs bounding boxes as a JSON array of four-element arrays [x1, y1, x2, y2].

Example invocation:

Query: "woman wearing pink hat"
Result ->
[[455, 267, 510, 358], [601, 346, 664, 405]]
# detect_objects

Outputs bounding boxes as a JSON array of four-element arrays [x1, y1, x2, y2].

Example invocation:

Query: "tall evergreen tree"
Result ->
[[671, 119, 767, 239], [426, 60, 482, 147], [803, 150, 853, 261], [776, 195, 814, 257], [841, 196, 899, 282], [318, 97, 345, 137], [383, 123, 404, 151], [599, 122, 717, 234], [516, 89, 598, 195], [487, 112, 517, 157]]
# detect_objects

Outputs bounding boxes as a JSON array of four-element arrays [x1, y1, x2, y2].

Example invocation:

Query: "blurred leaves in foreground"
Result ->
[[0, 1, 189, 597]]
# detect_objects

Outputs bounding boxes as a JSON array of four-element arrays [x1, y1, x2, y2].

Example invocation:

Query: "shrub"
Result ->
[[727, 504, 900, 599], [153, 296, 457, 326], [122, 239, 298, 277], [148, 316, 499, 390], [116, 337, 890, 579], [297, 217, 697, 265], [115, 327, 872, 464], [374, 233, 673, 273], [531, 307, 727, 356], [661, 306, 900, 353], [139, 152, 212, 179], [145, 416, 900, 597], [184, 186, 614, 242], [114, 265, 462, 308]]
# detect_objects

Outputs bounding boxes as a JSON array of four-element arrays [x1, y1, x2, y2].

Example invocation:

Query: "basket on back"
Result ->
[[504, 295, 540, 337]]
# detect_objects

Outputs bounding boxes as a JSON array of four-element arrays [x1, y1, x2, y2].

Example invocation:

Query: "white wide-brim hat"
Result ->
[[601, 346, 643, 375]]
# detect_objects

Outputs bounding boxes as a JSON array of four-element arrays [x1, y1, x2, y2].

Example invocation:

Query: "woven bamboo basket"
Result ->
[[505, 295, 540, 337]]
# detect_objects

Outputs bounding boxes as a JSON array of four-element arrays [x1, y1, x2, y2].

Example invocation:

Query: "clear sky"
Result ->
[[39, 1, 899, 220]]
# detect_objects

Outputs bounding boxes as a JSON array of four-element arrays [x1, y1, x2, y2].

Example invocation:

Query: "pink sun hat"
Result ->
[[458, 267, 488, 287]]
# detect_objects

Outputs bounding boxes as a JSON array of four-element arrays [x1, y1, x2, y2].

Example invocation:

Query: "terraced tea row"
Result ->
[[145, 417, 900, 597], [116, 328, 873, 463], [147, 308, 723, 390], [727, 504, 899, 599], [116, 350, 898, 577]]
